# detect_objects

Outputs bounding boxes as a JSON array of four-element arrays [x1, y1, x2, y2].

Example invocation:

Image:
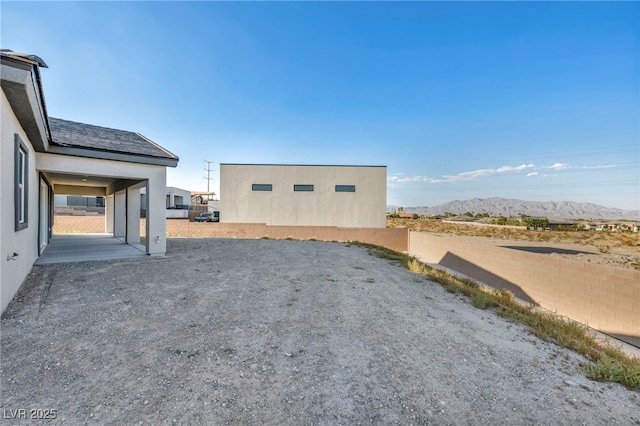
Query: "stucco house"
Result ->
[[1, 49, 178, 312], [140, 186, 191, 219], [220, 164, 387, 228]]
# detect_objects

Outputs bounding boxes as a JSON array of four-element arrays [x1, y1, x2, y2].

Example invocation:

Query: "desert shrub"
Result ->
[[471, 292, 499, 309]]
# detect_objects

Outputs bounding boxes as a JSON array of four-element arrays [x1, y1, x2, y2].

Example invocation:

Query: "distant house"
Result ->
[[54, 195, 105, 208], [625, 223, 640, 233], [191, 191, 217, 206], [580, 221, 639, 232], [444, 215, 477, 222], [546, 220, 576, 231], [387, 213, 415, 219], [140, 186, 191, 218], [220, 164, 387, 228], [165, 187, 191, 209], [1, 49, 178, 312]]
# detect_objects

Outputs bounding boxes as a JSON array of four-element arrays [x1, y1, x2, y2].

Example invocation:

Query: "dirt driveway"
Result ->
[[1, 238, 638, 425]]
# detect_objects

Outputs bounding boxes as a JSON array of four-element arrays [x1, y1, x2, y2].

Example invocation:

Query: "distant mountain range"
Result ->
[[388, 197, 640, 220]]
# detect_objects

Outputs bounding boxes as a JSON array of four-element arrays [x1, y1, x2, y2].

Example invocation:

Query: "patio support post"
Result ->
[[114, 190, 126, 238], [105, 194, 114, 234], [126, 186, 140, 244], [145, 171, 167, 256]]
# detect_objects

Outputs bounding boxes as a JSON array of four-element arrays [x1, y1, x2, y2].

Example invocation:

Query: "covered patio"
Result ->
[[36, 117, 179, 259]]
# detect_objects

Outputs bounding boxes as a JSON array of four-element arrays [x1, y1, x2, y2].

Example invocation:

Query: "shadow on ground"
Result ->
[[500, 246, 593, 255]]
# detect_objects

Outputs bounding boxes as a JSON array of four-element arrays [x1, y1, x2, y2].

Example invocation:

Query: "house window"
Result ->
[[294, 184, 314, 192], [335, 185, 356, 192], [252, 184, 272, 191], [14, 135, 29, 231]]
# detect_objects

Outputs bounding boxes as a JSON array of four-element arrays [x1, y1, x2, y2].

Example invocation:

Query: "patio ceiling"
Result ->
[[45, 172, 144, 196], [47, 172, 119, 187]]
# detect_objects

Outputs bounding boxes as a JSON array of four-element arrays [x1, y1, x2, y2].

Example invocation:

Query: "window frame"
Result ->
[[335, 185, 356, 192], [293, 184, 314, 192], [252, 184, 273, 192], [14, 134, 29, 231]]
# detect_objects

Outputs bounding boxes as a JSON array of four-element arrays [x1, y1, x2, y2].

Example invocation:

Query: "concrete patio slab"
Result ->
[[34, 234, 147, 265]]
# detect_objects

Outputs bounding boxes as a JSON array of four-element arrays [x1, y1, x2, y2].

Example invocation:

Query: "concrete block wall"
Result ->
[[162, 220, 409, 252], [53, 215, 105, 233], [53, 216, 409, 252], [409, 232, 640, 348]]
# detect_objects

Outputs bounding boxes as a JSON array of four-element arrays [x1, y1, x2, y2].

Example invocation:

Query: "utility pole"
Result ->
[[203, 160, 214, 193]]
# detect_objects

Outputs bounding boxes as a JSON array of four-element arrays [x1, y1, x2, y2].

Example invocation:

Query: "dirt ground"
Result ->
[[1, 238, 639, 425], [388, 219, 640, 270]]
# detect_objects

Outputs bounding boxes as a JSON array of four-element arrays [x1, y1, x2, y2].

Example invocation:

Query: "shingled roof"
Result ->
[[0, 49, 48, 68], [49, 117, 178, 162]]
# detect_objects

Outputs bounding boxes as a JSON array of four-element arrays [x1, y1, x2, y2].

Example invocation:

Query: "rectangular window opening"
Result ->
[[294, 184, 314, 192], [15, 135, 29, 231], [252, 184, 272, 191], [335, 185, 356, 192]]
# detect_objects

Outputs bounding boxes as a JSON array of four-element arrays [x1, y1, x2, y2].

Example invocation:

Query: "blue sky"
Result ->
[[2, 1, 639, 210]]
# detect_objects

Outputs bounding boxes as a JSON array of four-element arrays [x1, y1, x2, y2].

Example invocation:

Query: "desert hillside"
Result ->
[[391, 197, 640, 220]]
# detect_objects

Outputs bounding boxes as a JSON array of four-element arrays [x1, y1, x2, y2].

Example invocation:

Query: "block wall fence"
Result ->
[[53, 215, 106, 233], [52, 216, 409, 252], [409, 232, 640, 348]]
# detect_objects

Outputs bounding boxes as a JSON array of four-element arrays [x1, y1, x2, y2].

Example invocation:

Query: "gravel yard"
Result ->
[[1, 238, 638, 425]]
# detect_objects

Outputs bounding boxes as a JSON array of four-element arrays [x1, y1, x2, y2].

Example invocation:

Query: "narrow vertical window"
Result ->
[[15, 135, 29, 231]]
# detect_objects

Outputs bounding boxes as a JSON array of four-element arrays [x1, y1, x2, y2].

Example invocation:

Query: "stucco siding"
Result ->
[[1, 90, 40, 312], [220, 164, 387, 228]]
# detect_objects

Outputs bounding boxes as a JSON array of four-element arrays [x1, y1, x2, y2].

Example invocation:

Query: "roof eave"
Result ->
[[1, 57, 50, 151], [220, 163, 387, 168], [46, 144, 179, 167]]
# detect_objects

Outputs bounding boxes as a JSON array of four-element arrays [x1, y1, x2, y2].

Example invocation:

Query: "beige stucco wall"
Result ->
[[220, 164, 387, 228], [409, 232, 640, 348], [1, 90, 41, 313]]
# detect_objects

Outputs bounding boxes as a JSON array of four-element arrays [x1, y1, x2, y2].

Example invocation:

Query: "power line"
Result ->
[[203, 160, 215, 192]]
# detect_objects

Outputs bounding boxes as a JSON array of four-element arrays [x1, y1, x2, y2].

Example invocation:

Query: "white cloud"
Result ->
[[496, 164, 535, 173], [582, 164, 618, 170], [388, 175, 439, 183], [441, 163, 534, 183], [388, 164, 534, 185], [548, 163, 569, 170], [389, 161, 618, 187], [540, 162, 619, 171], [444, 168, 494, 181]]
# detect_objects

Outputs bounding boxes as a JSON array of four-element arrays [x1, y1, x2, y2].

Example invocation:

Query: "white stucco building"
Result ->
[[220, 164, 387, 228], [1, 49, 178, 312], [140, 186, 191, 218]]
